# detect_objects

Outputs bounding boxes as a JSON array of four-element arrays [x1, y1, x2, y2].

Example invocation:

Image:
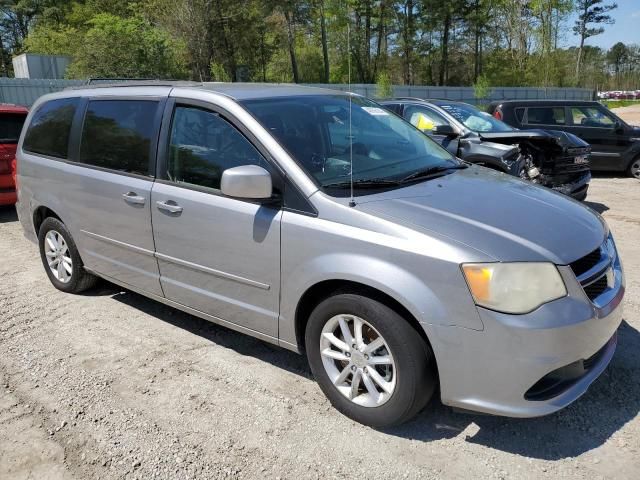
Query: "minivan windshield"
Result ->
[[242, 95, 459, 192], [439, 103, 515, 133]]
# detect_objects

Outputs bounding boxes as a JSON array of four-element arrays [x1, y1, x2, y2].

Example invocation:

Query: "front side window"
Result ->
[[167, 106, 267, 190], [242, 95, 457, 192], [570, 106, 616, 128], [403, 105, 448, 132], [23, 98, 79, 158], [526, 107, 566, 125], [79, 100, 159, 176], [437, 103, 514, 132]]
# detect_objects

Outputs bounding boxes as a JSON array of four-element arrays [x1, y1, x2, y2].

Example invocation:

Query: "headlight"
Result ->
[[461, 262, 567, 314]]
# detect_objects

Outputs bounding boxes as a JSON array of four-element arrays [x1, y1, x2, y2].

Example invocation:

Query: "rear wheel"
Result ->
[[305, 293, 436, 427], [38, 217, 97, 293], [627, 156, 640, 179]]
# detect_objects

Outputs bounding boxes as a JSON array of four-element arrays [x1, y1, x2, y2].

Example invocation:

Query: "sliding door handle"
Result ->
[[156, 200, 183, 214], [122, 192, 146, 205]]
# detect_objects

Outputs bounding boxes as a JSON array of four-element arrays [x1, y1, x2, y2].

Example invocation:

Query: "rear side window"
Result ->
[[23, 98, 79, 158], [79, 100, 159, 176], [525, 107, 565, 125], [0, 114, 27, 144], [515, 108, 525, 123]]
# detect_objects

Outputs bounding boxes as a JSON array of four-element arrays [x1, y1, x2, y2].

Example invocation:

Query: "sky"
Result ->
[[564, 0, 640, 50]]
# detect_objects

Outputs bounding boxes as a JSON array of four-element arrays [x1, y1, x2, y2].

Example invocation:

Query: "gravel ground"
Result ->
[[1, 168, 640, 477]]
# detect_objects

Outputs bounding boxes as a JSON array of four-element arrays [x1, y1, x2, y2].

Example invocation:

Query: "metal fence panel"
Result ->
[[0, 78, 83, 107], [0, 78, 594, 107]]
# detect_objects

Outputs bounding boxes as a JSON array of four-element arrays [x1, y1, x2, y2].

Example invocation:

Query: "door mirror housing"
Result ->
[[614, 120, 625, 133], [432, 124, 459, 137], [221, 165, 273, 200]]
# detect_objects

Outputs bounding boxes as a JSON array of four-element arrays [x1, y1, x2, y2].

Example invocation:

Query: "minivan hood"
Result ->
[[355, 167, 606, 264]]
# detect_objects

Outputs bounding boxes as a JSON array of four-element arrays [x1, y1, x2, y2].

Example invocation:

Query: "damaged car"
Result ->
[[381, 99, 592, 200]]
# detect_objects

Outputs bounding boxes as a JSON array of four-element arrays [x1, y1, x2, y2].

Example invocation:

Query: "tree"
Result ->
[[573, 0, 617, 83], [64, 13, 186, 79]]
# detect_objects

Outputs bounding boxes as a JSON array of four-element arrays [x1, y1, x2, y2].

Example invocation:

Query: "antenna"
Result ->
[[347, 7, 355, 208]]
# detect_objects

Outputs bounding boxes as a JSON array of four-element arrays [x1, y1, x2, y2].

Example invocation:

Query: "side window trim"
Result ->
[[76, 96, 167, 178], [156, 97, 317, 215]]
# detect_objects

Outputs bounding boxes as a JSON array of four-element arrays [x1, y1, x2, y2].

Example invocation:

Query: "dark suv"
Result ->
[[382, 99, 592, 200], [488, 100, 640, 178]]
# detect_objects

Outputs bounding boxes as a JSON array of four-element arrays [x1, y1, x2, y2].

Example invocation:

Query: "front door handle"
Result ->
[[122, 192, 146, 205], [156, 200, 183, 214]]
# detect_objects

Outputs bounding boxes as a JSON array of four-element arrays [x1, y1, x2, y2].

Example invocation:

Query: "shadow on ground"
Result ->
[[0, 206, 17, 223], [91, 283, 639, 461], [584, 201, 610, 214]]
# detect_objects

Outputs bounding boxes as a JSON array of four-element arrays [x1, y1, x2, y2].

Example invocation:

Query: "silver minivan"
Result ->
[[16, 83, 624, 427]]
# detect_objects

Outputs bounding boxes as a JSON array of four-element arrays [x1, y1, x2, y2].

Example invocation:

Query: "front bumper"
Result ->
[[430, 256, 624, 417], [0, 189, 16, 205]]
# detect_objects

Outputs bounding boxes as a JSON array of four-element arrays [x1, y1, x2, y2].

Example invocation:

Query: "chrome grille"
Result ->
[[569, 239, 615, 304], [570, 247, 602, 277]]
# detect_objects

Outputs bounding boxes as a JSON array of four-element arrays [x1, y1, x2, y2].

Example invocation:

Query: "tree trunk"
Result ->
[[373, 0, 386, 79], [440, 10, 451, 86], [284, 9, 300, 83], [319, 1, 330, 82]]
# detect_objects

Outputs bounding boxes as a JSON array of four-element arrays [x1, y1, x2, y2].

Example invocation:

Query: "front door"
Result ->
[[565, 105, 630, 171], [402, 104, 460, 155], [151, 101, 281, 337]]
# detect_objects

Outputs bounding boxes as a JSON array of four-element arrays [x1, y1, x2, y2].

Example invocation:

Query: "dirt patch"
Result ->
[[611, 104, 640, 125], [1, 177, 640, 479]]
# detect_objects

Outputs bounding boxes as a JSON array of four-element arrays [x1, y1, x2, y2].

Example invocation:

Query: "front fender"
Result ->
[[278, 251, 484, 349]]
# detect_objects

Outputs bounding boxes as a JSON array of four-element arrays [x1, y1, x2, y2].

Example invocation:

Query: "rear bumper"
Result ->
[[0, 188, 16, 205], [431, 260, 624, 417]]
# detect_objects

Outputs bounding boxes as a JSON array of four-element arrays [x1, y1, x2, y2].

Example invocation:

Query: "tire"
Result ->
[[38, 217, 98, 293], [305, 293, 436, 427], [627, 156, 640, 179]]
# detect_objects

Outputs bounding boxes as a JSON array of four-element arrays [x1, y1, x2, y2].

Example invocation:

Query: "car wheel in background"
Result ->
[[38, 217, 98, 293], [628, 156, 640, 179], [305, 293, 436, 427]]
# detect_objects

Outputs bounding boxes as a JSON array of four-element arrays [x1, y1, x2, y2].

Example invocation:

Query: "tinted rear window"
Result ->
[[23, 98, 79, 158], [0, 114, 27, 143], [515, 108, 525, 123], [79, 100, 159, 176], [525, 107, 566, 125]]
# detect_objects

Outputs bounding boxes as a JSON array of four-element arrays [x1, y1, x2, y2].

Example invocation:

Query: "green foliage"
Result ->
[[473, 74, 491, 100], [0, 0, 637, 91], [64, 14, 187, 79], [375, 71, 393, 99]]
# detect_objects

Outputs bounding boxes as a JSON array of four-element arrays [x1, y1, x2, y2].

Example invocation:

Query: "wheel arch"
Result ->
[[294, 279, 439, 375], [33, 205, 62, 235]]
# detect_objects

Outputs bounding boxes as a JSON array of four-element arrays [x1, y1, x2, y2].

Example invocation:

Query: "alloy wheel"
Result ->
[[319, 314, 396, 407], [44, 230, 73, 284], [631, 159, 640, 179]]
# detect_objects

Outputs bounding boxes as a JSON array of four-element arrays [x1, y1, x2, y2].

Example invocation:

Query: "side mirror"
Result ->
[[614, 120, 625, 133], [221, 165, 273, 200], [432, 124, 459, 137]]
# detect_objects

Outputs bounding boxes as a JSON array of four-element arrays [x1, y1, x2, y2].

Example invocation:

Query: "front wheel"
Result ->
[[305, 293, 436, 427]]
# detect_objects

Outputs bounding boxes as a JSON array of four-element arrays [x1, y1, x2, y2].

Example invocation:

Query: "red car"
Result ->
[[0, 104, 28, 206]]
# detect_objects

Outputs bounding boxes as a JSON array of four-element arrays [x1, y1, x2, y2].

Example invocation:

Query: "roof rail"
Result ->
[[64, 79, 202, 90]]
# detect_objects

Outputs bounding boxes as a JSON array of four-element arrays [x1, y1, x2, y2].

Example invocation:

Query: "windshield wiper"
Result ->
[[323, 178, 401, 189], [400, 163, 467, 183]]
